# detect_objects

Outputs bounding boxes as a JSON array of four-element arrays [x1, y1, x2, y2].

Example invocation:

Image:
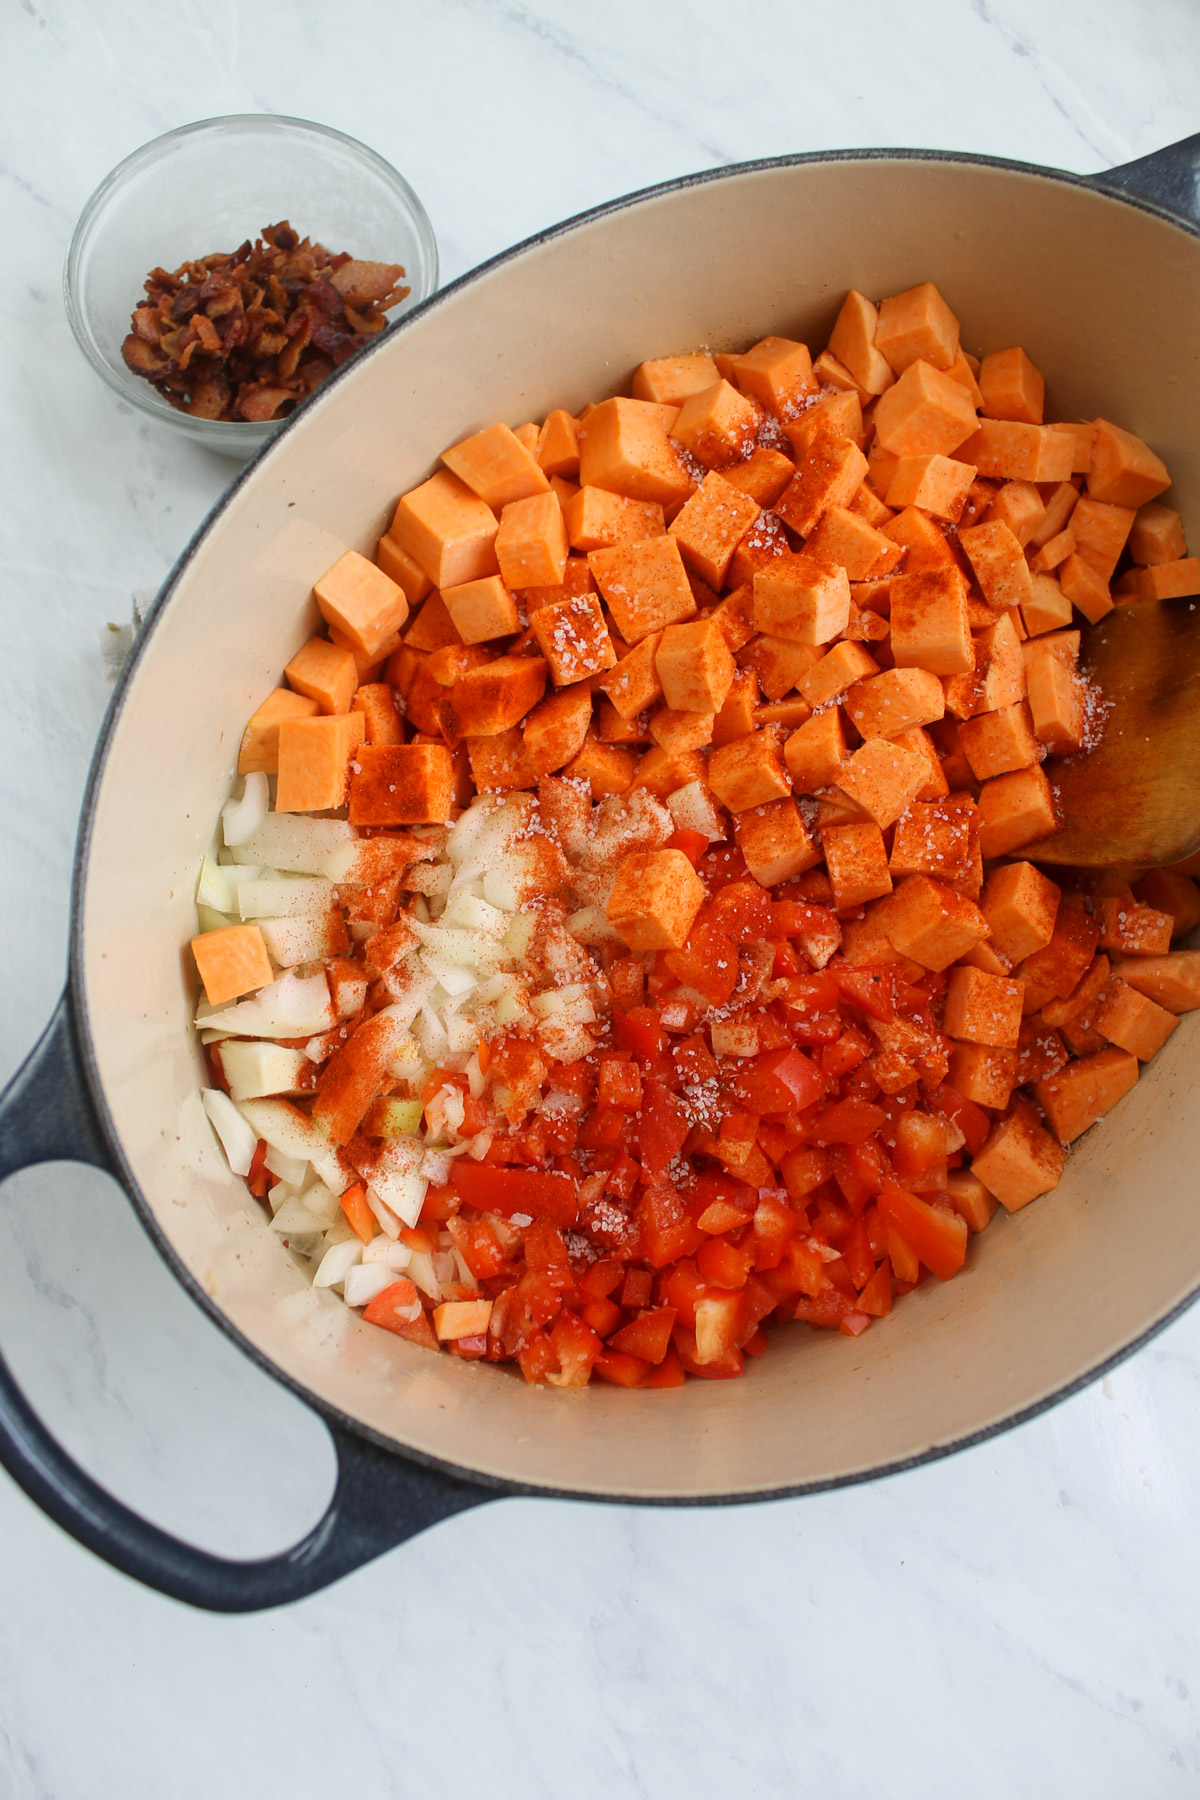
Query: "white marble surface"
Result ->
[[3, 1, 1200, 1793]]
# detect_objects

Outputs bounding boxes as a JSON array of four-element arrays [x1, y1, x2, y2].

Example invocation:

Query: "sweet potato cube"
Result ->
[[589, 536, 696, 644], [719, 447, 798, 509], [1095, 979, 1179, 1062], [467, 728, 537, 792], [578, 397, 695, 508], [726, 512, 791, 588], [947, 1043, 1017, 1110], [1111, 951, 1200, 1013], [985, 479, 1049, 547], [570, 734, 638, 796], [564, 488, 665, 553], [805, 505, 902, 580], [632, 354, 720, 406], [403, 591, 464, 653], [943, 965, 1023, 1047], [1026, 653, 1086, 755], [655, 616, 735, 713], [956, 420, 1073, 484], [520, 683, 593, 775], [442, 422, 549, 509], [441, 655, 548, 738], [671, 379, 760, 470], [1022, 573, 1073, 637], [885, 453, 976, 522], [1034, 1046, 1139, 1144], [606, 849, 705, 951], [946, 1169, 1000, 1233], [1029, 481, 1080, 551], [973, 614, 1028, 714], [1029, 529, 1076, 574], [957, 521, 1031, 613], [441, 574, 521, 645], [1127, 557, 1200, 602], [968, 1098, 1063, 1209], [668, 473, 761, 588], [823, 821, 893, 909], [314, 550, 409, 661], [739, 633, 821, 703], [735, 798, 821, 885], [982, 861, 1060, 962], [1097, 896, 1173, 958], [285, 634, 357, 715], [347, 743, 455, 826], [836, 736, 930, 828], [536, 408, 581, 477], [776, 436, 869, 537], [978, 763, 1057, 858], [596, 631, 664, 720], [879, 874, 990, 971], [829, 289, 896, 395], [495, 491, 569, 590], [1132, 870, 1200, 939], [389, 471, 500, 589], [888, 797, 974, 882], [889, 567, 974, 675], [881, 506, 958, 574], [276, 712, 364, 812], [375, 533, 433, 606], [191, 923, 274, 1006], [978, 348, 1044, 425], [352, 682, 403, 746], [628, 743, 702, 799], [647, 707, 712, 754], [784, 393, 863, 460], [959, 701, 1040, 780], [799, 642, 879, 707], [784, 708, 848, 792], [712, 667, 761, 745], [1087, 419, 1171, 508], [898, 725, 951, 800], [851, 484, 894, 528], [707, 730, 791, 813], [1130, 501, 1187, 566], [731, 336, 818, 415], [845, 667, 945, 740], [238, 688, 320, 775], [813, 348, 869, 401], [1071, 496, 1136, 582], [1059, 552, 1113, 623], [530, 592, 617, 686], [875, 283, 959, 374], [872, 360, 977, 458], [752, 554, 851, 645]]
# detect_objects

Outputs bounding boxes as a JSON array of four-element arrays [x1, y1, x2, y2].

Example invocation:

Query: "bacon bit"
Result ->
[[120, 222, 409, 423]]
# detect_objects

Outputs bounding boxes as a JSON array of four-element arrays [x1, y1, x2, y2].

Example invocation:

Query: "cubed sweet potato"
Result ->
[[667, 472, 761, 588], [275, 712, 364, 812], [1033, 1046, 1139, 1144], [735, 798, 821, 885], [879, 874, 990, 971], [823, 820, 894, 909], [977, 763, 1057, 858], [671, 379, 761, 469], [875, 283, 960, 374], [606, 849, 705, 950], [589, 536, 697, 643], [531, 593, 618, 686], [1087, 419, 1171, 508], [752, 554, 851, 645], [889, 568, 973, 675], [783, 708, 848, 792], [978, 347, 1044, 425], [191, 923, 274, 1007], [632, 354, 720, 406], [441, 655, 548, 738], [836, 737, 930, 829], [238, 688, 320, 775], [578, 397, 695, 508], [707, 730, 792, 812], [314, 550, 409, 659], [441, 574, 521, 644], [732, 336, 818, 415], [656, 616, 735, 714], [970, 1097, 1064, 1209], [348, 743, 456, 825], [872, 360, 978, 458]]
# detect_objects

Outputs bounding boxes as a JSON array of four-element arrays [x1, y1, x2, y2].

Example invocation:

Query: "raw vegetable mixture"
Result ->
[[191, 280, 1200, 1388]]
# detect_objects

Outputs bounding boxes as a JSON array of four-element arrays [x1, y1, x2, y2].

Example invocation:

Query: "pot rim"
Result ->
[[66, 142, 1200, 1506]]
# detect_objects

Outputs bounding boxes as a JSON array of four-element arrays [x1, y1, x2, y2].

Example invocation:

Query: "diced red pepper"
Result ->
[[445, 1214, 509, 1280], [877, 1182, 968, 1282], [696, 1235, 755, 1290], [665, 827, 710, 868], [638, 1079, 689, 1175], [608, 1305, 677, 1364], [662, 1258, 708, 1329], [770, 899, 839, 941], [638, 1183, 704, 1267], [619, 1267, 654, 1310], [593, 1348, 650, 1387], [614, 1007, 668, 1067], [751, 1194, 802, 1270], [339, 1180, 376, 1244], [734, 1046, 826, 1115], [929, 1083, 991, 1156], [813, 1096, 887, 1146], [580, 1298, 623, 1337], [664, 921, 739, 1006], [516, 1331, 561, 1384], [578, 1257, 624, 1302], [548, 1309, 603, 1385], [643, 1346, 687, 1388], [829, 962, 896, 1022], [706, 878, 774, 939], [841, 1216, 876, 1290], [362, 1279, 423, 1336], [597, 1057, 643, 1112], [674, 1322, 745, 1380], [887, 1225, 921, 1284], [857, 1259, 893, 1317], [840, 1310, 872, 1337], [450, 1161, 578, 1225]]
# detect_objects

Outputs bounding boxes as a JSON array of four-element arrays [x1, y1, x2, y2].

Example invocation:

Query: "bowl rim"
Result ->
[[62, 110, 439, 443], [67, 143, 1200, 1506]]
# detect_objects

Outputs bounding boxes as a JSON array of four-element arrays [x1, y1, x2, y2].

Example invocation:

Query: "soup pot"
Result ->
[[3, 136, 1200, 1614]]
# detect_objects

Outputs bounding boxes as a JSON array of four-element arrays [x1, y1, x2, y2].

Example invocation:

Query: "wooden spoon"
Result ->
[[1026, 593, 1200, 869]]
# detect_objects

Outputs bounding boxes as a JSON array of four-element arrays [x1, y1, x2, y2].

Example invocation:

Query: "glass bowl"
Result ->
[[64, 114, 438, 460]]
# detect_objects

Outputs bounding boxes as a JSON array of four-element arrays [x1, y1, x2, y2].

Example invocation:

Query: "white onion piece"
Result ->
[[238, 814, 355, 873], [405, 1249, 441, 1300], [234, 1098, 348, 1194], [298, 1180, 340, 1224], [201, 1088, 258, 1177], [365, 1188, 402, 1239], [667, 778, 725, 842], [199, 970, 334, 1040], [482, 868, 519, 912], [264, 1144, 308, 1188], [270, 1196, 330, 1236], [362, 1238, 413, 1271], [238, 876, 334, 920], [222, 773, 270, 846], [343, 1264, 398, 1309], [313, 1239, 362, 1289]]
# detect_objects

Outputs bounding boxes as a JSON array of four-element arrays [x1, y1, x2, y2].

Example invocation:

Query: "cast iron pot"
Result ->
[[3, 136, 1200, 1613]]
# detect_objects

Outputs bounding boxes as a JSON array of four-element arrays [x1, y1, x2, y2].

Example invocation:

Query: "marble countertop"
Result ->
[[3, 2, 1200, 1794]]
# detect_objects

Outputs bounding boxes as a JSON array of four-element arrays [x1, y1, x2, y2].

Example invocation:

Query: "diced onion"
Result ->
[[222, 772, 270, 846], [201, 1088, 258, 1177], [343, 1264, 398, 1309], [313, 1240, 363, 1289]]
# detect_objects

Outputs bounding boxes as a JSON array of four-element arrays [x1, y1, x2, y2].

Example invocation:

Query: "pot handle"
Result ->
[[0, 993, 493, 1611], [1095, 134, 1200, 225]]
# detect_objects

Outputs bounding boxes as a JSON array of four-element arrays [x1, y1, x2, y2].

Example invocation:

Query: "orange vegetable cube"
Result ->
[[569, 733, 638, 795], [1029, 480, 1081, 549], [1029, 528, 1076, 574], [348, 743, 456, 826], [352, 682, 403, 745], [889, 568, 974, 675], [389, 470, 500, 590], [1132, 871, 1200, 939], [1130, 501, 1187, 566], [707, 730, 791, 813], [596, 631, 664, 719], [875, 282, 960, 374], [799, 641, 879, 707], [238, 687, 319, 775], [441, 655, 548, 738], [522, 683, 594, 775], [1086, 419, 1171, 508], [719, 446, 797, 508], [1071, 496, 1135, 582], [958, 700, 1040, 779], [946, 1043, 1017, 1110], [578, 397, 695, 508], [982, 861, 1060, 961], [958, 520, 1034, 613], [984, 479, 1048, 547], [1022, 572, 1073, 637], [1096, 895, 1173, 957], [1124, 556, 1200, 602], [739, 633, 820, 702], [606, 848, 705, 950], [1026, 652, 1085, 755], [648, 707, 714, 754], [671, 379, 760, 469], [978, 347, 1045, 424], [783, 708, 848, 792], [632, 354, 720, 406], [957, 420, 1074, 484], [710, 581, 757, 652], [275, 712, 364, 812], [823, 821, 893, 909], [668, 472, 762, 588], [881, 505, 959, 573], [888, 797, 974, 882], [190, 922, 274, 1006], [530, 592, 616, 687], [1111, 951, 1200, 1013], [285, 634, 358, 715], [495, 491, 569, 589], [872, 360, 978, 458], [783, 392, 863, 459], [896, 726, 951, 801], [1095, 979, 1179, 1061], [851, 484, 895, 528], [776, 435, 869, 537], [314, 550, 409, 660], [433, 1298, 494, 1341], [943, 965, 1023, 1047], [627, 743, 701, 799], [732, 336, 818, 416], [970, 1098, 1065, 1210], [442, 421, 549, 509], [977, 763, 1057, 858], [752, 553, 851, 645], [1033, 1046, 1139, 1144], [836, 736, 930, 829], [828, 289, 896, 394], [565, 486, 665, 552], [712, 666, 761, 745], [467, 727, 538, 792], [804, 504, 902, 579], [535, 407, 581, 477], [879, 874, 990, 971], [403, 590, 464, 651], [884, 453, 976, 521], [972, 614, 1027, 714], [813, 347, 870, 401], [946, 1169, 999, 1234], [735, 798, 821, 885], [441, 574, 521, 645], [1059, 552, 1113, 623], [375, 533, 433, 606], [588, 536, 697, 643], [655, 616, 736, 713]]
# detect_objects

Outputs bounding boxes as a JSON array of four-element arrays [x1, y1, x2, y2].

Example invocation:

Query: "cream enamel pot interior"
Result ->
[[3, 139, 1200, 1613]]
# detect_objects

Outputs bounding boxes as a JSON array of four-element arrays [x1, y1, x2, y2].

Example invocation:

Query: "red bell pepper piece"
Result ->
[[928, 1083, 991, 1157], [593, 1348, 651, 1387], [638, 1183, 704, 1267], [643, 1346, 687, 1387], [696, 1235, 755, 1290], [449, 1161, 578, 1226], [608, 1305, 677, 1364], [445, 1214, 509, 1280], [829, 962, 897, 1022], [877, 1181, 968, 1282], [548, 1309, 603, 1385], [613, 1007, 668, 1066], [734, 1046, 826, 1115], [638, 1078, 689, 1175], [813, 1096, 887, 1145], [665, 827, 709, 868]]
